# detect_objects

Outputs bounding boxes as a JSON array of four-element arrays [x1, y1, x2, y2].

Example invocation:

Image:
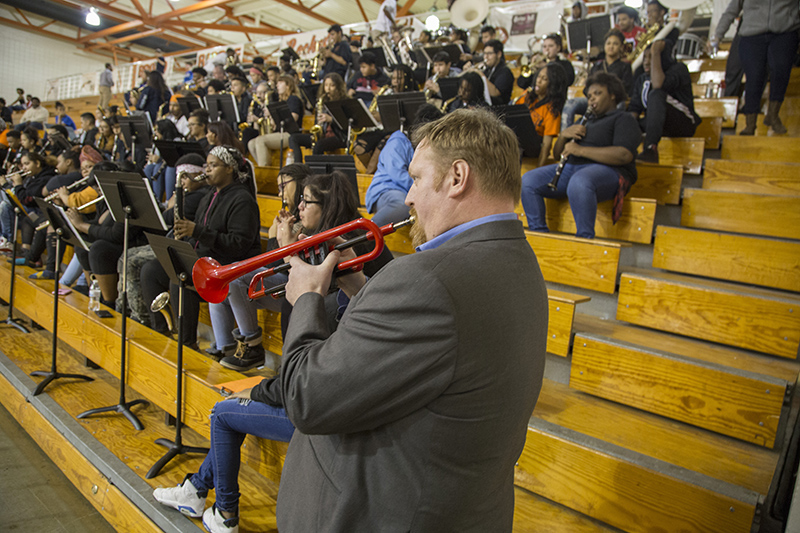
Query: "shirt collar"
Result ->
[[416, 212, 518, 252]]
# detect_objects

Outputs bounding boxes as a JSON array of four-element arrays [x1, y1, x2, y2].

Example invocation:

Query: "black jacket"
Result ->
[[14, 167, 56, 207], [190, 181, 261, 264]]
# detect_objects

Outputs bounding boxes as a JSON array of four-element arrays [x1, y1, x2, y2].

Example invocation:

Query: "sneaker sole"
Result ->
[[154, 498, 203, 518], [219, 359, 265, 371]]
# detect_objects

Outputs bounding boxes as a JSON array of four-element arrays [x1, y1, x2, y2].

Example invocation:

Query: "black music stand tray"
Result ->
[[299, 83, 321, 111], [437, 78, 460, 102], [144, 233, 209, 478], [266, 102, 301, 164], [304, 155, 359, 204], [325, 98, 379, 150], [205, 94, 240, 130], [377, 92, 426, 133], [1, 192, 30, 333], [566, 15, 613, 54], [177, 96, 205, 117], [30, 199, 93, 396], [77, 171, 168, 430], [118, 115, 152, 165], [360, 47, 390, 69], [493, 104, 542, 158], [153, 140, 207, 167]]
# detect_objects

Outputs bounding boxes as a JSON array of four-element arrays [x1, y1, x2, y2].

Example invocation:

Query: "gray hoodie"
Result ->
[[715, 0, 800, 39]]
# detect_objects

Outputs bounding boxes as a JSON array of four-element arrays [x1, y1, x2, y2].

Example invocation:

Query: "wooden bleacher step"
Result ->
[[570, 313, 798, 447], [653, 225, 800, 292], [616, 268, 800, 358], [703, 159, 800, 197], [656, 137, 704, 174], [722, 136, 800, 163], [632, 162, 683, 205], [513, 487, 619, 532], [682, 188, 800, 240], [694, 97, 738, 128], [542, 197, 656, 244], [518, 379, 776, 533], [694, 100, 725, 149]]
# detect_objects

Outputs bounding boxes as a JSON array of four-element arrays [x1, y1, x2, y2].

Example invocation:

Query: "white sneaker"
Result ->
[[0, 237, 12, 253], [203, 504, 239, 533], [153, 475, 206, 518]]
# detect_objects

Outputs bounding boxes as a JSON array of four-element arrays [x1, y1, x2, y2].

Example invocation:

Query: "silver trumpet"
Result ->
[[150, 291, 174, 336]]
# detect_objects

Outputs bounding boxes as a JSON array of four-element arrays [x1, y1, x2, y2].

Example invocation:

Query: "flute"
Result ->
[[548, 110, 594, 190]]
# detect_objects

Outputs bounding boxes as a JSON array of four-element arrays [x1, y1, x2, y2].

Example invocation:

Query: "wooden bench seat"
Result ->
[[253, 166, 280, 194], [518, 379, 776, 533], [722, 136, 800, 163], [685, 59, 729, 73], [571, 314, 798, 447], [656, 137, 704, 174], [632, 162, 683, 205], [695, 116, 723, 149], [524, 231, 627, 294], [682, 188, 800, 240], [694, 97, 738, 128], [703, 159, 800, 197], [653, 225, 800, 292], [513, 487, 618, 532], [542, 197, 657, 244], [616, 268, 800, 358]]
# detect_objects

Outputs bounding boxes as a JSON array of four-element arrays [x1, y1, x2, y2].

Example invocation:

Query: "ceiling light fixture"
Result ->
[[624, 0, 643, 7], [86, 7, 101, 26], [425, 15, 440, 31]]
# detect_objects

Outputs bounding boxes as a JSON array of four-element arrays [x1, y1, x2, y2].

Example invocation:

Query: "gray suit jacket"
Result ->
[[277, 219, 548, 532]]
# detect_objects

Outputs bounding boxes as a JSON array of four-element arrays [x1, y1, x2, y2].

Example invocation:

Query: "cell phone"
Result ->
[[94, 309, 113, 318]]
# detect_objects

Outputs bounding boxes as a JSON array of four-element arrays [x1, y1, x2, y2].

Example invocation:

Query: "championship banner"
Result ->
[[278, 29, 334, 60], [487, 0, 563, 52], [195, 44, 246, 69]]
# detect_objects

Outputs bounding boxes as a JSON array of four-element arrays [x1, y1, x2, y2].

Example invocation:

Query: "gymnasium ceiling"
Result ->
[[0, 0, 442, 61]]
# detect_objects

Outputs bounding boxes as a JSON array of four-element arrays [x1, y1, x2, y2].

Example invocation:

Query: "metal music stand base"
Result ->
[[3, 206, 30, 333], [30, 233, 92, 396], [77, 400, 149, 431], [3, 316, 30, 333], [147, 438, 210, 479]]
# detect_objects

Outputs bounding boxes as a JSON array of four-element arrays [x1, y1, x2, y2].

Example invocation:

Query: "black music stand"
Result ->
[[566, 15, 613, 54], [438, 78, 460, 102], [118, 115, 152, 167], [1, 193, 29, 333], [377, 92, 426, 133], [77, 172, 168, 430], [176, 96, 204, 117], [266, 102, 301, 165], [144, 233, 208, 478], [304, 155, 359, 204], [299, 83, 321, 111], [30, 199, 93, 396], [153, 140, 207, 168], [360, 47, 390, 69], [325, 98, 379, 151], [205, 94, 240, 129], [493, 104, 542, 158]]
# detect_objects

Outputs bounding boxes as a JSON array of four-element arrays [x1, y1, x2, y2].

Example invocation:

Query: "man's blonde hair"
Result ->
[[412, 108, 521, 203]]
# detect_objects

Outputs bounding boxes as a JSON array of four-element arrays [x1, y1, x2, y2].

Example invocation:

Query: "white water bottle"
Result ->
[[89, 278, 101, 312]]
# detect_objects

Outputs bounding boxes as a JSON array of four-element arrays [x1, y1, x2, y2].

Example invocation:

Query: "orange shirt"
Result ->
[[524, 95, 561, 138]]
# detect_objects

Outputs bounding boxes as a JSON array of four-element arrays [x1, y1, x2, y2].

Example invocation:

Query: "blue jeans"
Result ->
[[190, 398, 295, 513], [521, 162, 620, 239], [144, 163, 176, 203], [209, 269, 288, 348], [0, 198, 13, 240], [369, 189, 410, 227], [561, 97, 588, 131]]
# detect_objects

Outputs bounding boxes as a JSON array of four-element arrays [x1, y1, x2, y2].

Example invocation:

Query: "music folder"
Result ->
[[33, 198, 90, 251], [94, 171, 168, 231], [153, 140, 207, 168], [492, 104, 542, 159], [205, 94, 241, 128], [325, 98, 380, 132], [300, 83, 321, 110]]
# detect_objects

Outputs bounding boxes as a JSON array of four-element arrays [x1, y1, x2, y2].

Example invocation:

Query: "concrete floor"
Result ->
[[0, 402, 115, 533]]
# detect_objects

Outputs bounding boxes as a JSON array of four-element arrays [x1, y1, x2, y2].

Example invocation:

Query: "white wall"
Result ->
[[0, 25, 107, 104]]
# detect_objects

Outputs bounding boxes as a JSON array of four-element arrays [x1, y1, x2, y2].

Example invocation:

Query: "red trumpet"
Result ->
[[192, 217, 414, 304]]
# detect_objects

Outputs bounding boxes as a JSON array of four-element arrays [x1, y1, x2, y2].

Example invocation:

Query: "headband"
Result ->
[[210, 145, 248, 183], [79, 145, 103, 164], [176, 164, 204, 176]]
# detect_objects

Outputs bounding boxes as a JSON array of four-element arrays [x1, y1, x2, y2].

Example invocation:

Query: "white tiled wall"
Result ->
[[0, 25, 106, 104]]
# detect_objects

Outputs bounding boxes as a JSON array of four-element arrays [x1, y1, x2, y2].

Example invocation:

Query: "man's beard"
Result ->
[[409, 207, 427, 248]]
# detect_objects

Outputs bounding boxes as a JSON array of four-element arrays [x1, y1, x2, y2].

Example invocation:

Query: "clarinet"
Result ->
[[547, 110, 593, 190]]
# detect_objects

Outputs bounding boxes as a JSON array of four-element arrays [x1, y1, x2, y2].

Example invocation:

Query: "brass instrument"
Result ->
[[35, 195, 105, 231], [43, 175, 91, 202], [377, 35, 399, 67], [628, 23, 662, 63], [310, 96, 327, 145], [111, 133, 120, 160], [193, 217, 414, 303], [424, 73, 440, 100], [369, 85, 392, 113], [440, 95, 459, 113], [150, 292, 174, 336], [349, 126, 366, 155], [399, 31, 417, 69]]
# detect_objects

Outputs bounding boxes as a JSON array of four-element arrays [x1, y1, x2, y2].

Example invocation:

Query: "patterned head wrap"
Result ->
[[79, 145, 104, 165], [209, 145, 248, 183]]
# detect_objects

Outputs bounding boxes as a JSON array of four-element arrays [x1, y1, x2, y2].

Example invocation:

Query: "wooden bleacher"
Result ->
[[656, 137, 705, 174], [722, 135, 800, 163], [703, 159, 800, 196]]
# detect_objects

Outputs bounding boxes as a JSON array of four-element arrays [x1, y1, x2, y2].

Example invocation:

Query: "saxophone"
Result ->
[[369, 85, 392, 114], [627, 22, 662, 63], [310, 95, 326, 145]]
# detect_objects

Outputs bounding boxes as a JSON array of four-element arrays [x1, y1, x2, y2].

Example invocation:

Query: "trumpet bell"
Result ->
[[193, 256, 228, 304], [150, 291, 170, 313]]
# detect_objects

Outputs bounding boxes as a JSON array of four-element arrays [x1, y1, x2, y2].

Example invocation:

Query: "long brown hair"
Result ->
[[207, 121, 245, 155], [317, 73, 348, 102], [302, 171, 359, 233], [278, 74, 302, 102]]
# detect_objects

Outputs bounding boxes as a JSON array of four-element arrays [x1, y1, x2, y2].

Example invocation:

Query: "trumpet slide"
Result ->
[[193, 217, 414, 303]]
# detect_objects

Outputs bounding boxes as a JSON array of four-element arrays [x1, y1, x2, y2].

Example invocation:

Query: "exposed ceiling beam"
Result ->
[[78, 19, 144, 43], [129, 0, 148, 18], [87, 27, 164, 46], [271, 0, 336, 26], [152, 0, 234, 23], [398, 0, 417, 17], [161, 20, 289, 35], [354, 0, 369, 23]]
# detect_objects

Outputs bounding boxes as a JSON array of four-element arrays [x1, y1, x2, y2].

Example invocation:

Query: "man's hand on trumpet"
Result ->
[[284, 235, 367, 305], [173, 219, 196, 240]]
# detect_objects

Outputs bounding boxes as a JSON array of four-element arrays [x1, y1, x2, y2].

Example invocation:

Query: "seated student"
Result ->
[[422, 51, 461, 106], [247, 75, 304, 166], [478, 39, 514, 106], [616, 6, 646, 56], [144, 119, 183, 203], [287, 73, 350, 163], [187, 109, 211, 152], [520, 72, 639, 239], [629, 40, 699, 163], [19, 127, 40, 155], [205, 79, 226, 96], [94, 116, 125, 160], [206, 121, 246, 156], [519, 34, 575, 90], [0, 98, 12, 124], [516, 63, 567, 167], [76, 113, 98, 146], [444, 71, 490, 113], [562, 29, 633, 129], [140, 146, 260, 350], [137, 71, 172, 123], [15, 97, 49, 131], [365, 104, 443, 227], [209, 170, 394, 372], [53, 101, 77, 138], [347, 52, 390, 106], [165, 96, 190, 137]]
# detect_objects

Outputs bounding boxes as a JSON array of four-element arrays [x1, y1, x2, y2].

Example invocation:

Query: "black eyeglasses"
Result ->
[[278, 178, 295, 190], [299, 195, 322, 206]]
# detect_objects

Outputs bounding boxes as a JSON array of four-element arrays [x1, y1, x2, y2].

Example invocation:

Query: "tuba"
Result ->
[[629, 0, 702, 71], [449, 0, 490, 29]]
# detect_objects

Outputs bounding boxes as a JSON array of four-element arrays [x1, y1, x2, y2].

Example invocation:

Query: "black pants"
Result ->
[[140, 258, 201, 345], [26, 227, 47, 262], [641, 88, 697, 148], [88, 239, 124, 275], [724, 32, 744, 98], [739, 31, 799, 113]]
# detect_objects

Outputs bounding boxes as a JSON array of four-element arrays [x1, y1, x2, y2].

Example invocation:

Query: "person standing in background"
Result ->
[[99, 63, 115, 115]]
